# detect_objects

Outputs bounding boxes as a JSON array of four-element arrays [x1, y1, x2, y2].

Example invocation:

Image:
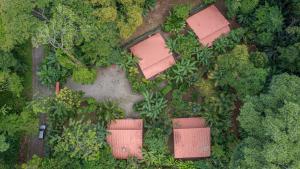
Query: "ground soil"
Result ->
[[125, 0, 203, 43], [66, 66, 143, 118]]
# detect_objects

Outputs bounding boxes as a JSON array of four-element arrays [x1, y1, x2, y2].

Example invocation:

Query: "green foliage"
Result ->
[[135, 91, 167, 121], [0, 71, 23, 97], [225, 0, 259, 18], [142, 128, 174, 168], [277, 43, 300, 74], [81, 98, 125, 124], [56, 87, 83, 109], [143, 0, 157, 14], [38, 52, 71, 87], [252, 4, 283, 46], [167, 31, 199, 57], [53, 120, 105, 162], [0, 52, 17, 71], [168, 58, 198, 84], [214, 45, 268, 98], [163, 5, 191, 33], [212, 28, 246, 54], [250, 51, 269, 68], [0, 0, 38, 51], [72, 67, 97, 84], [235, 74, 300, 169], [0, 134, 9, 152], [119, 52, 163, 93]]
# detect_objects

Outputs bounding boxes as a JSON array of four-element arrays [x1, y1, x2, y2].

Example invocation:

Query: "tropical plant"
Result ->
[[277, 43, 300, 73], [252, 4, 283, 46], [168, 58, 198, 84], [38, 52, 71, 87], [53, 120, 105, 162], [214, 45, 268, 98], [55, 87, 83, 110], [163, 5, 191, 33], [167, 31, 199, 57], [250, 51, 269, 68], [72, 67, 97, 85], [135, 91, 167, 120]]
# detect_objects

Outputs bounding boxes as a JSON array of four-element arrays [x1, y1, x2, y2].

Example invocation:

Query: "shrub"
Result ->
[[225, 0, 259, 18], [163, 5, 191, 33], [56, 87, 83, 109], [81, 98, 125, 124], [214, 45, 269, 98], [212, 28, 246, 54], [38, 52, 71, 87], [72, 67, 97, 84], [250, 51, 269, 68], [252, 4, 283, 46], [277, 43, 300, 73], [135, 91, 167, 120], [168, 58, 198, 84], [166, 31, 199, 57]]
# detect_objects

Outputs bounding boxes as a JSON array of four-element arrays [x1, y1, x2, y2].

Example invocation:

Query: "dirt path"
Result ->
[[126, 0, 202, 42], [32, 46, 52, 98], [66, 66, 143, 118]]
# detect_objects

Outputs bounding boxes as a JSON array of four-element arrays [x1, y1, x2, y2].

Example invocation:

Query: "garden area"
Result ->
[[0, 0, 300, 169]]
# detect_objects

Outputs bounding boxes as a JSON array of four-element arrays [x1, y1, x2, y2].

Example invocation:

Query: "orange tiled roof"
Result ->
[[187, 5, 230, 46], [107, 119, 143, 159], [172, 117, 211, 159], [130, 33, 175, 79]]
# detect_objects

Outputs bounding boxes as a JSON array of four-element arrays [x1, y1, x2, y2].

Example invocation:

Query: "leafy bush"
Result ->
[[168, 58, 198, 84], [250, 51, 269, 68], [252, 4, 283, 46], [72, 67, 97, 84], [212, 28, 246, 54], [225, 0, 259, 18], [277, 43, 300, 73], [163, 5, 191, 33], [81, 98, 125, 124], [38, 52, 71, 87], [166, 31, 199, 57], [135, 91, 167, 120], [56, 87, 83, 110], [142, 128, 174, 168], [53, 120, 105, 161], [214, 45, 268, 98]]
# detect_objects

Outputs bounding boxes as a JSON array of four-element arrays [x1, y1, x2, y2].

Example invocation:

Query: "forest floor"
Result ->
[[66, 66, 143, 118]]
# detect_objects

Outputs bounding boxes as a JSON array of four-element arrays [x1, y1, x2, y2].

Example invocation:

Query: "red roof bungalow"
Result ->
[[106, 119, 143, 159], [130, 33, 175, 79], [172, 117, 211, 159], [187, 5, 230, 47]]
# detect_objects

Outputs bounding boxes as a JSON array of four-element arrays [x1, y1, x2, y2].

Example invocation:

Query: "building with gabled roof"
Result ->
[[172, 117, 211, 159], [187, 5, 230, 46], [106, 119, 143, 159], [130, 33, 175, 79]]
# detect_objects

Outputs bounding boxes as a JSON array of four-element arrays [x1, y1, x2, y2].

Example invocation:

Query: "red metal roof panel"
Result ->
[[187, 5, 230, 46], [174, 128, 211, 159], [108, 119, 143, 130], [130, 33, 175, 79], [107, 129, 143, 159], [172, 117, 207, 129]]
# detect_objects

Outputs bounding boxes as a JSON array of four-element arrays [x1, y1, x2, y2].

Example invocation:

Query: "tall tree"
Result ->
[[231, 74, 300, 169], [214, 45, 268, 98]]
